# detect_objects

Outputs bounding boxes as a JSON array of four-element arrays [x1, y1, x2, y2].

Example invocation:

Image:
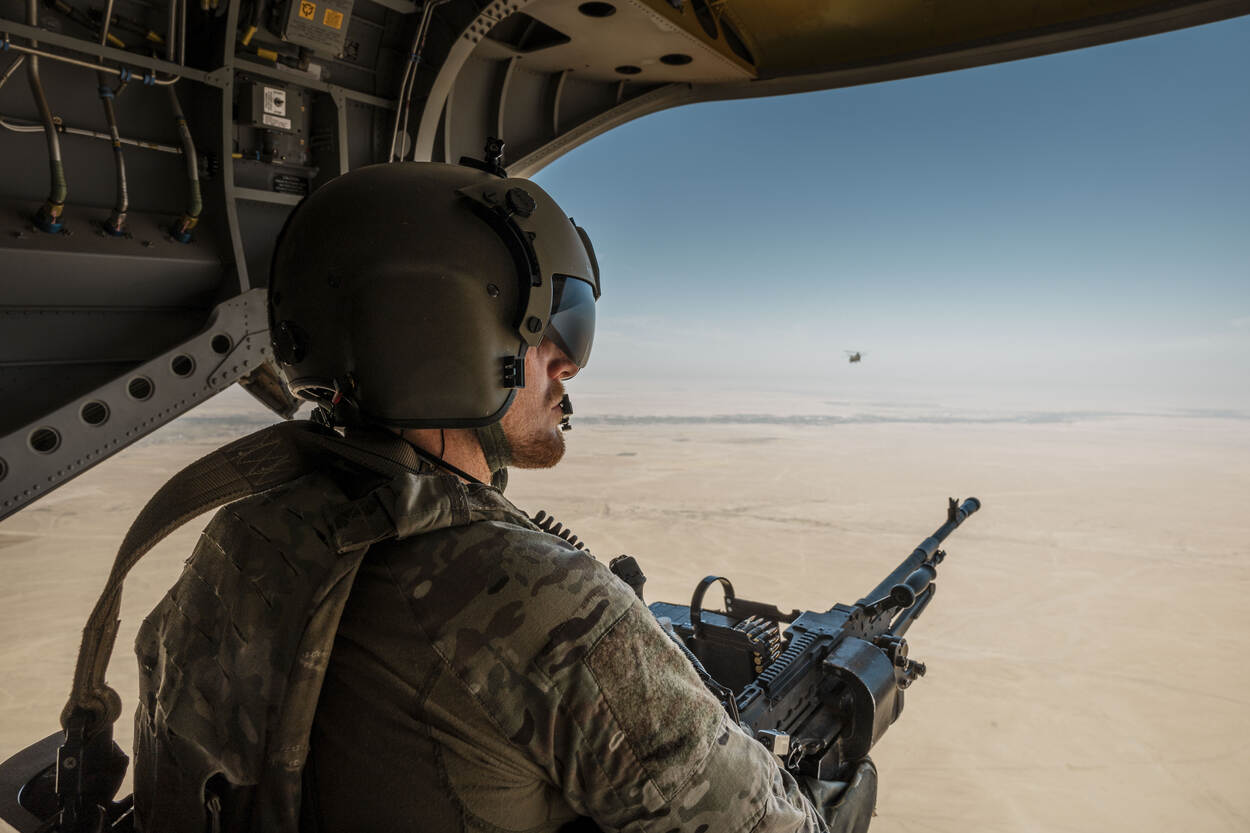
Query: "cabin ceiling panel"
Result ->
[[724, 0, 1245, 77]]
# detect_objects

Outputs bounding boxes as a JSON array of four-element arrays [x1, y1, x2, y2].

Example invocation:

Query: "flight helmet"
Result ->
[[268, 161, 600, 428]]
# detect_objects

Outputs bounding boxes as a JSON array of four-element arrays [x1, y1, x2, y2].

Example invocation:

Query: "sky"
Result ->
[[533, 16, 1250, 413]]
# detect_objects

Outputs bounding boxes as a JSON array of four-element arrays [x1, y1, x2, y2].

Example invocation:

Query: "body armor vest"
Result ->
[[50, 420, 520, 832]]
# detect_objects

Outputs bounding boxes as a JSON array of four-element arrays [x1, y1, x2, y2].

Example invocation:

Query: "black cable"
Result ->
[[406, 443, 484, 486]]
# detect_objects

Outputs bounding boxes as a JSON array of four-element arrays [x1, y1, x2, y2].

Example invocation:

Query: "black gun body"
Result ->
[[648, 497, 980, 781], [736, 608, 853, 777]]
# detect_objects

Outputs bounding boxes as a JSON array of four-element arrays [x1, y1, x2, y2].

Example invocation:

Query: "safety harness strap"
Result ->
[[62, 420, 423, 733]]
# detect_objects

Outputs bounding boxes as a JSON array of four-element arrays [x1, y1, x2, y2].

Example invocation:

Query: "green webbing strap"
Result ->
[[61, 420, 424, 732]]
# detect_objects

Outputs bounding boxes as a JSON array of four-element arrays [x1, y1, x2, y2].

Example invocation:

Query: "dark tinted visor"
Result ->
[[547, 276, 596, 367]]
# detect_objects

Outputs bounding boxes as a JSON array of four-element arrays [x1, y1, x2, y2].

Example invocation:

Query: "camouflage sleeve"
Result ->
[[557, 601, 829, 833]]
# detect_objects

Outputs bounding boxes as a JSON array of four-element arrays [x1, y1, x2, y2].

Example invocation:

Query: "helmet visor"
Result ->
[[547, 276, 596, 367]]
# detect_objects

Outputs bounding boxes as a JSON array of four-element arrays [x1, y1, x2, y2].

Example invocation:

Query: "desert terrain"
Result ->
[[1, 387, 1247, 832]]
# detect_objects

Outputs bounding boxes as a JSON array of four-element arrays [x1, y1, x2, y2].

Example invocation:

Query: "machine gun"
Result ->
[[644, 497, 980, 780], [1, 495, 978, 833]]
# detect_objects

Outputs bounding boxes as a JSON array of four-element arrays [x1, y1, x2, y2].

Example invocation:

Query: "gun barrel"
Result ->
[[858, 497, 980, 606]]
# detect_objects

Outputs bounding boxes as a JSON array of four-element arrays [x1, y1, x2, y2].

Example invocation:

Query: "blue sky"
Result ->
[[534, 17, 1250, 411]]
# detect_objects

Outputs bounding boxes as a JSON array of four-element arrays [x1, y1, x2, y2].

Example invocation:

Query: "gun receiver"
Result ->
[[648, 496, 981, 780]]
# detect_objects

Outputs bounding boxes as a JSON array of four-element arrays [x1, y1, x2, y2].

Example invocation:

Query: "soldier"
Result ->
[[134, 161, 877, 832]]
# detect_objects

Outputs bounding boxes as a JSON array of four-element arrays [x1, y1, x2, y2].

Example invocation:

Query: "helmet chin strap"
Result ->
[[473, 421, 512, 492]]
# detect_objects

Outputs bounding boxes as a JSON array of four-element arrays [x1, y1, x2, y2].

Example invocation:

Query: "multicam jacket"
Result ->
[[306, 475, 829, 833], [134, 438, 828, 832]]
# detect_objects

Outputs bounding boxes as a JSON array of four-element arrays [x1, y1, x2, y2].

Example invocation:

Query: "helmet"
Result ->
[[268, 162, 600, 428]]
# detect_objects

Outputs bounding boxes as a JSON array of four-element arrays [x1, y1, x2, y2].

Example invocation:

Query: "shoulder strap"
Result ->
[[62, 420, 422, 733]]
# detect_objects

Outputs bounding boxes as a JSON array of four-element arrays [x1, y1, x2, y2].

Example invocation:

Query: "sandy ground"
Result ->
[[1, 393, 1247, 832]]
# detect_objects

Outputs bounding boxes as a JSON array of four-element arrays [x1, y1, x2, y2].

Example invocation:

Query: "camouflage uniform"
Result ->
[[134, 435, 835, 832], [306, 472, 831, 833]]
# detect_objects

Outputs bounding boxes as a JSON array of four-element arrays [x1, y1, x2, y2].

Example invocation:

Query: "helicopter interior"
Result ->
[[1, 0, 1247, 830]]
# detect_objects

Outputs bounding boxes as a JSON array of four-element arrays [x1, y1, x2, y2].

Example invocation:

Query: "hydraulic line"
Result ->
[[390, 2, 430, 160], [4, 0, 182, 84], [97, 0, 128, 235], [165, 0, 199, 242], [0, 112, 181, 153], [0, 53, 24, 90], [25, 0, 67, 232], [389, 0, 448, 163], [405, 0, 450, 161], [2, 58, 177, 152]]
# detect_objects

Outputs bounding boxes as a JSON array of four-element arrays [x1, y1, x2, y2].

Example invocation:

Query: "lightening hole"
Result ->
[[80, 401, 110, 426], [578, 2, 615, 17], [30, 428, 61, 454], [171, 354, 196, 377], [128, 376, 154, 401]]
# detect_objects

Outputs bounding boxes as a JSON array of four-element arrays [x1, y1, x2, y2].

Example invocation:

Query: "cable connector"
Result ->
[[169, 214, 197, 243], [33, 201, 65, 234], [101, 213, 128, 237]]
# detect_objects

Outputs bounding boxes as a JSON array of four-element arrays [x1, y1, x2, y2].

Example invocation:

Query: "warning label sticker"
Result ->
[[281, 0, 349, 54], [263, 87, 287, 117], [262, 113, 292, 131]]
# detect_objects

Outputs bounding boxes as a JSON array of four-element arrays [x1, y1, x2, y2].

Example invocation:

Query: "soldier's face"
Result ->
[[501, 338, 580, 469]]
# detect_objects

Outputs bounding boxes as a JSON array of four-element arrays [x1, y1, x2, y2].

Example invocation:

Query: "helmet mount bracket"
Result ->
[[458, 136, 508, 178], [458, 183, 554, 349]]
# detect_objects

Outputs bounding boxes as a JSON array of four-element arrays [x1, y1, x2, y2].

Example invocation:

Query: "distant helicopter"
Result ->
[[846, 351, 865, 364]]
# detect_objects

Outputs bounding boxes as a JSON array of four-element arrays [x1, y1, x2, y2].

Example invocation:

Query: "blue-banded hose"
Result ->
[[98, 84, 128, 234], [167, 0, 199, 243], [98, 0, 128, 235], [27, 0, 66, 232], [168, 96, 200, 242]]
